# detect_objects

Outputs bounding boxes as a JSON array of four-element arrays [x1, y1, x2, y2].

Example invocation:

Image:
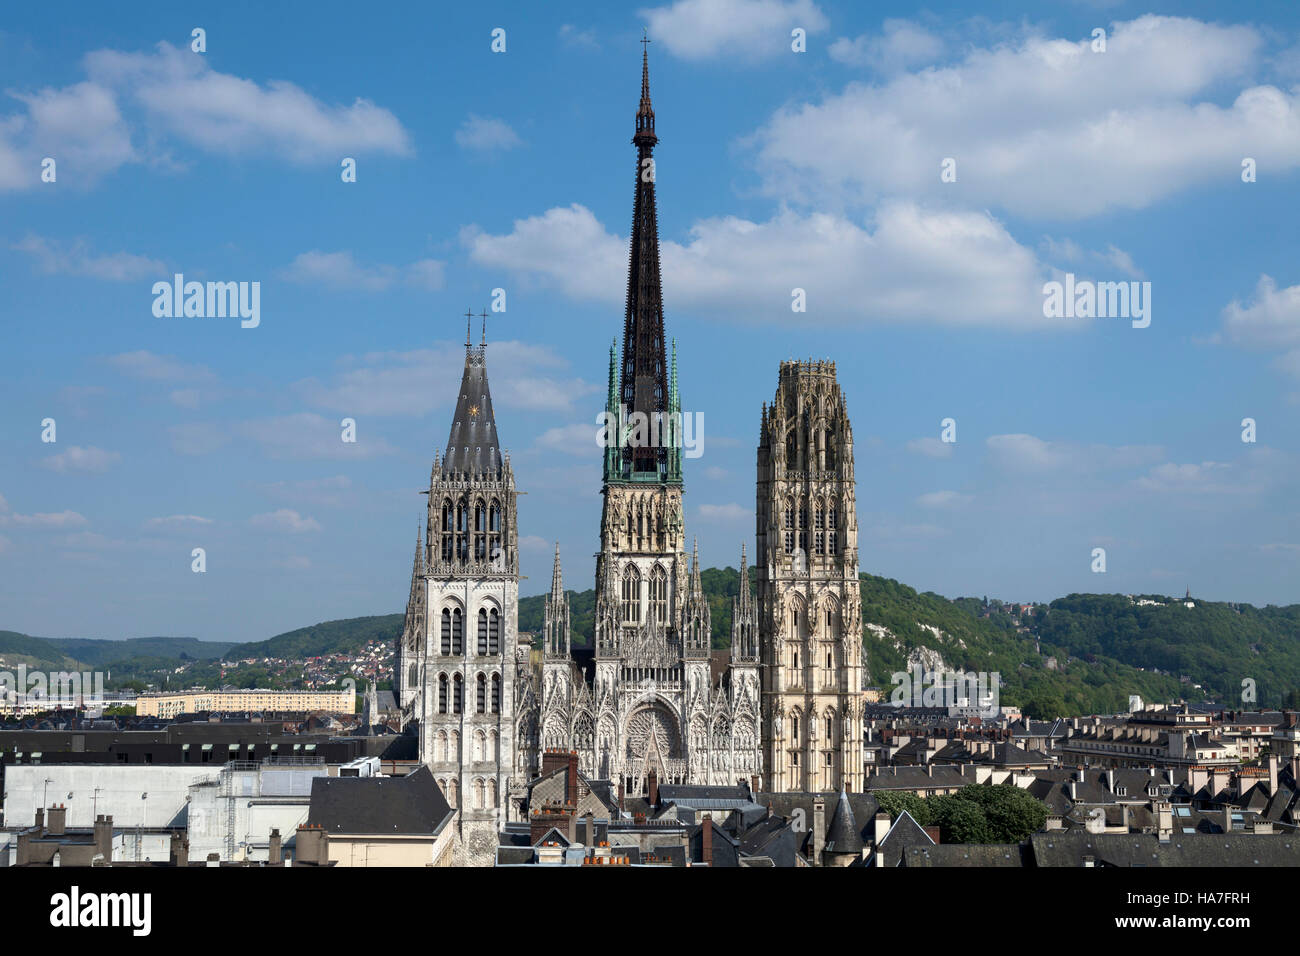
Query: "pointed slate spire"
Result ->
[[824, 787, 863, 856], [550, 542, 564, 599], [443, 312, 501, 476], [620, 46, 670, 479]]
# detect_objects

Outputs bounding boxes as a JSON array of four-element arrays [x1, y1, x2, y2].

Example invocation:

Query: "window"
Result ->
[[441, 499, 454, 562], [622, 566, 641, 624], [476, 673, 486, 714], [477, 609, 488, 655], [451, 608, 463, 654], [488, 608, 500, 654], [650, 566, 668, 625], [452, 674, 463, 714], [474, 501, 487, 561], [440, 609, 451, 655], [491, 673, 501, 714], [438, 674, 448, 714]]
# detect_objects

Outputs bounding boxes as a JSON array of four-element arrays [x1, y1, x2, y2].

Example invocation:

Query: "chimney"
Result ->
[[751, 774, 760, 797], [1268, 754, 1278, 794], [47, 804, 67, 836], [1120, 804, 1130, 832], [1156, 802, 1173, 843], [923, 826, 941, 845], [1105, 769, 1115, 793], [1068, 781, 1079, 801], [1222, 807, 1233, 833], [95, 815, 113, 861], [567, 807, 578, 844], [648, 768, 659, 809], [584, 812, 595, 847], [169, 830, 188, 866], [873, 812, 890, 847], [618, 778, 625, 812], [701, 813, 713, 866], [294, 823, 329, 866], [206, 852, 221, 867], [812, 795, 826, 867], [34, 807, 44, 830], [567, 750, 580, 803], [268, 828, 282, 865]]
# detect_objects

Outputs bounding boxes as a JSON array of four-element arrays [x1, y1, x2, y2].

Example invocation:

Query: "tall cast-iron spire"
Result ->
[[618, 47, 672, 479]]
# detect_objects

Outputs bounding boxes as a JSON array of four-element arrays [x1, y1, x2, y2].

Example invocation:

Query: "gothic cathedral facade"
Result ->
[[524, 51, 763, 799]]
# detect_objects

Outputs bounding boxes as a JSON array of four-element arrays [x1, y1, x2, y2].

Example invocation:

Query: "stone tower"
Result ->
[[757, 360, 864, 792], [402, 315, 521, 865]]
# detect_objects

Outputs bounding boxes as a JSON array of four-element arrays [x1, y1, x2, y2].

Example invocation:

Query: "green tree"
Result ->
[[929, 795, 992, 844], [873, 790, 931, 826]]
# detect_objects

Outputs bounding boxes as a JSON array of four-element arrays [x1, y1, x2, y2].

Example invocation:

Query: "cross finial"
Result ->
[[464, 309, 473, 347], [479, 309, 490, 346], [641, 29, 651, 53]]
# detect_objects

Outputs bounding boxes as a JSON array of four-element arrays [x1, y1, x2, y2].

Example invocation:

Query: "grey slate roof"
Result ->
[[824, 789, 863, 856], [1030, 831, 1300, 866], [307, 765, 453, 836], [442, 343, 501, 475], [904, 844, 1027, 867]]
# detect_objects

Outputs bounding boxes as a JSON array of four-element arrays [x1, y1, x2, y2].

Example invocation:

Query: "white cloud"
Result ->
[[1135, 461, 1238, 494], [1220, 275, 1300, 351], [257, 476, 353, 508], [906, 437, 953, 459], [985, 434, 1163, 473], [168, 423, 230, 456], [829, 19, 944, 72], [85, 42, 411, 163], [106, 350, 215, 382], [558, 24, 600, 49], [279, 251, 445, 292], [0, 80, 134, 190], [642, 0, 829, 61], [0, 510, 89, 529], [145, 514, 213, 529], [916, 490, 972, 509], [1, 41, 411, 190], [295, 342, 597, 416], [519, 534, 552, 553], [535, 424, 602, 458], [454, 114, 522, 152], [749, 16, 1296, 219], [236, 413, 397, 460], [40, 445, 121, 473], [11, 236, 164, 280], [249, 509, 322, 534], [169, 389, 201, 409], [465, 202, 1052, 328]]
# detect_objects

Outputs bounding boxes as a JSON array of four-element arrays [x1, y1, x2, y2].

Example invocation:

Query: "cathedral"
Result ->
[[398, 51, 864, 860]]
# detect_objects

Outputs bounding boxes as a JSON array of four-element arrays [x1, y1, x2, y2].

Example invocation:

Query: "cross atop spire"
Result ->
[[464, 309, 473, 347], [480, 309, 489, 346]]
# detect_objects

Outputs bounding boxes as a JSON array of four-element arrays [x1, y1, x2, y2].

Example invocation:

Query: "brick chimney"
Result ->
[[923, 826, 941, 844], [701, 813, 713, 866], [34, 807, 44, 830], [873, 812, 890, 847], [566, 750, 580, 803], [294, 823, 329, 866], [47, 804, 67, 836], [541, 748, 568, 780], [268, 828, 282, 865], [751, 774, 760, 797], [648, 768, 659, 808]]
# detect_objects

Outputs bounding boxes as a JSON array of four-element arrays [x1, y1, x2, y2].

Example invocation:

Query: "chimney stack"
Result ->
[[812, 795, 826, 867], [1268, 754, 1279, 795], [268, 828, 282, 865], [35, 807, 44, 830], [648, 768, 659, 808], [47, 804, 67, 836], [701, 813, 713, 866], [95, 815, 113, 861]]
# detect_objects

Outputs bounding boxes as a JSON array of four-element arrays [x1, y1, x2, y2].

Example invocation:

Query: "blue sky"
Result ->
[[2, 0, 1299, 642]]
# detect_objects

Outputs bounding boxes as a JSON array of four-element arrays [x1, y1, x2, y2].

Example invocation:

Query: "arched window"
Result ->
[[477, 608, 488, 655], [452, 673, 463, 714], [437, 731, 447, 762], [488, 778, 497, 809], [473, 729, 484, 761], [441, 499, 454, 561], [650, 566, 668, 625], [828, 503, 837, 555], [474, 779, 484, 809], [783, 497, 795, 554], [622, 566, 641, 624], [474, 500, 487, 561], [491, 673, 501, 714], [814, 498, 825, 554], [440, 609, 451, 655], [451, 608, 463, 654], [488, 608, 500, 654], [408, 663, 417, 688], [476, 673, 486, 713], [792, 712, 800, 742], [489, 500, 502, 564], [437, 673, 448, 714]]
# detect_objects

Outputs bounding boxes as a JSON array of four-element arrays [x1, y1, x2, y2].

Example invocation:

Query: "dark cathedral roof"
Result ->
[[442, 330, 502, 476]]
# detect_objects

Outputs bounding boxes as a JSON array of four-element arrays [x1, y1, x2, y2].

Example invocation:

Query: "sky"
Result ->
[[2, 0, 1299, 643]]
